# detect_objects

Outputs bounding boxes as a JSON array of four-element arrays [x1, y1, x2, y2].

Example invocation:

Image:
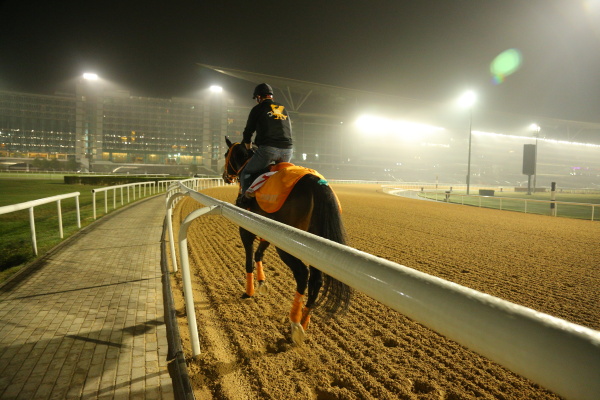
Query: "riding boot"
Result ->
[[236, 192, 255, 208]]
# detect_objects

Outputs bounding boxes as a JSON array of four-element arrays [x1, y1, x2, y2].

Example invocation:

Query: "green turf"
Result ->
[[419, 190, 600, 220], [0, 176, 159, 280]]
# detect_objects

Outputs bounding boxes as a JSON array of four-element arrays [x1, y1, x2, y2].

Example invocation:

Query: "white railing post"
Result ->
[[178, 204, 221, 357], [57, 200, 63, 238], [76, 196, 81, 228], [29, 207, 37, 255], [93, 191, 97, 220], [165, 191, 190, 272]]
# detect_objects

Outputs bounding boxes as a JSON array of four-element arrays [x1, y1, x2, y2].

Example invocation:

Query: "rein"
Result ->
[[224, 142, 250, 183]]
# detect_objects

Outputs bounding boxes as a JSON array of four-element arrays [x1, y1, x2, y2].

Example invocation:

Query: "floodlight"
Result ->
[[529, 123, 541, 133], [458, 91, 476, 108], [83, 73, 99, 81], [209, 85, 223, 93]]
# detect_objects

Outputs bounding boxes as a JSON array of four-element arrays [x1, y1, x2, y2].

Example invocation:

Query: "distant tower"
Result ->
[[75, 73, 104, 172]]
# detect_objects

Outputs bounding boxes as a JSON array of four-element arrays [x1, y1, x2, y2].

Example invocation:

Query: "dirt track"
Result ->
[[170, 184, 600, 400]]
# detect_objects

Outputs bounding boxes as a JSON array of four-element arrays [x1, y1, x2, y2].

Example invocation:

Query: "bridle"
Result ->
[[223, 142, 251, 184]]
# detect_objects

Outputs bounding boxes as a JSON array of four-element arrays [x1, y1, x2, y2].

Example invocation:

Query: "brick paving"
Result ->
[[0, 196, 175, 399]]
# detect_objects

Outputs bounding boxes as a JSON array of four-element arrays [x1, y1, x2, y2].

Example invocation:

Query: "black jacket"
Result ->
[[242, 99, 293, 149]]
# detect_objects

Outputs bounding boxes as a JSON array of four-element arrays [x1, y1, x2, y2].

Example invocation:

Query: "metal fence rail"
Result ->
[[0, 192, 81, 255], [91, 181, 156, 219], [168, 181, 600, 400], [383, 186, 599, 221]]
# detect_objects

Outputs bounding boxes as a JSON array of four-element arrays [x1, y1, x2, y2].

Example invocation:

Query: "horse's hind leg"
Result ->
[[301, 266, 323, 330], [254, 239, 269, 295], [275, 248, 310, 345], [240, 227, 256, 299]]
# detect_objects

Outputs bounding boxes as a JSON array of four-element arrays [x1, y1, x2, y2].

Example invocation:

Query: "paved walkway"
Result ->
[[0, 196, 177, 399]]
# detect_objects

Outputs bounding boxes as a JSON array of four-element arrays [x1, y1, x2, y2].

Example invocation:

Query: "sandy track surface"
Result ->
[[170, 184, 599, 400]]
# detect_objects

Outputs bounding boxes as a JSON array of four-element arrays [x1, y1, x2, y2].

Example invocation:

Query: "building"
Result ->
[[2, 66, 600, 188], [0, 79, 239, 175]]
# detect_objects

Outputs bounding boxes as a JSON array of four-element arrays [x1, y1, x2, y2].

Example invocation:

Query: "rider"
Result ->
[[237, 83, 293, 207]]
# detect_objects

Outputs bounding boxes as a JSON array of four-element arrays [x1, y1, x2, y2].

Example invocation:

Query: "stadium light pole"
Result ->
[[79, 73, 101, 172], [458, 91, 477, 195], [530, 123, 541, 193], [208, 85, 224, 171]]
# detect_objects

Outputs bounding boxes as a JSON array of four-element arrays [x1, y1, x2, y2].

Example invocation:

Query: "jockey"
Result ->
[[237, 83, 293, 207]]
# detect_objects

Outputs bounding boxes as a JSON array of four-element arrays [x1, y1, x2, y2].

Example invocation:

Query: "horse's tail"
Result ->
[[306, 175, 353, 316]]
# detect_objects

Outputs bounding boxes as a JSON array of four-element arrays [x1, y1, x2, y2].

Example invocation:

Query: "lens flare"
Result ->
[[490, 49, 522, 84]]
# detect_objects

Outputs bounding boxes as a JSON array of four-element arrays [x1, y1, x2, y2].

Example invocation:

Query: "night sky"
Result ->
[[1, 0, 599, 123]]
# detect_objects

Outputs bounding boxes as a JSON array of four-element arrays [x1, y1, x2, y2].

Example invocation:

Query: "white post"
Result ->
[[178, 205, 221, 357], [165, 192, 189, 272], [93, 191, 97, 220], [57, 200, 63, 238], [76, 196, 81, 228], [29, 207, 37, 255]]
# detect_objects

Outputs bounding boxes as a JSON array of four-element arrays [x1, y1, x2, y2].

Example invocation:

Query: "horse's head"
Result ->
[[223, 136, 253, 184]]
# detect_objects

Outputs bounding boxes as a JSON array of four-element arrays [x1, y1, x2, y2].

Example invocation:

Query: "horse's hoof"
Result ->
[[257, 281, 268, 295], [241, 293, 252, 300], [290, 321, 306, 346]]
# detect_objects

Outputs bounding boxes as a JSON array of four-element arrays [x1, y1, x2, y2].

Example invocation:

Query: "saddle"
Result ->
[[246, 162, 326, 213]]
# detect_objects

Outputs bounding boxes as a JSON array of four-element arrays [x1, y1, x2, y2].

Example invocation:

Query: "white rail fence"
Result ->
[[0, 193, 81, 255], [167, 181, 600, 400], [0, 178, 221, 260], [383, 186, 599, 221], [158, 177, 224, 193], [92, 181, 156, 219]]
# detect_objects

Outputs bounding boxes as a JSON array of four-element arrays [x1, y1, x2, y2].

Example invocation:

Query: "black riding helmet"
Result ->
[[253, 83, 273, 99]]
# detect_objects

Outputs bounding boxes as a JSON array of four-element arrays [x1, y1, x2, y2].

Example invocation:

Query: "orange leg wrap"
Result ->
[[256, 261, 266, 282], [301, 307, 311, 330], [245, 273, 254, 297], [289, 292, 304, 323]]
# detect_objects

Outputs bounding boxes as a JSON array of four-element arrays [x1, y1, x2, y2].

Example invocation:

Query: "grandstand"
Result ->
[[2, 65, 599, 188]]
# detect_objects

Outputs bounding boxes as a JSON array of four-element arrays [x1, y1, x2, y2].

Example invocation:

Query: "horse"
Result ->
[[222, 137, 352, 345]]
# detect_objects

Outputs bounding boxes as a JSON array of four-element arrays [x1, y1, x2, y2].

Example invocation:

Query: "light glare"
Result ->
[[458, 91, 476, 108], [210, 85, 223, 93], [83, 73, 98, 81], [355, 114, 444, 139]]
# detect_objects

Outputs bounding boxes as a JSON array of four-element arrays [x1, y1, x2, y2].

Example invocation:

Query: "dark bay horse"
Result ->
[[223, 137, 352, 344]]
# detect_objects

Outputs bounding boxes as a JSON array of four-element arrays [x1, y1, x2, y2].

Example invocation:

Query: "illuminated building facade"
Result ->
[[1, 65, 600, 187], [0, 86, 241, 174], [0, 91, 76, 161]]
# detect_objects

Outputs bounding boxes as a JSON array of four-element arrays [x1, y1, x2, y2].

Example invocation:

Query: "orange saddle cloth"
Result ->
[[249, 162, 325, 213]]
